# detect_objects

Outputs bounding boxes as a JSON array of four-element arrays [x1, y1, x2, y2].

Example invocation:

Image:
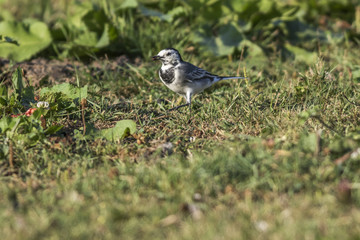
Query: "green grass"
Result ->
[[1, 0, 360, 238], [0, 44, 359, 239]]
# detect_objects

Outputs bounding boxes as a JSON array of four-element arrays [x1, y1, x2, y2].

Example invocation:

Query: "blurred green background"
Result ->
[[0, 0, 359, 62]]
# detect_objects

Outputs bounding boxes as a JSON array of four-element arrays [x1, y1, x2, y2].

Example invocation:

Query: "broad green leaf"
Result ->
[[166, 6, 186, 22], [44, 125, 63, 135], [74, 31, 98, 47], [299, 133, 317, 153], [0, 21, 52, 61], [12, 67, 23, 100], [239, 40, 266, 59], [229, 0, 245, 12], [119, 0, 138, 9], [285, 43, 317, 64], [0, 117, 10, 133], [0, 97, 6, 106], [82, 8, 109, 34], [352, 69, 360, 79], [96, 24, 110, 48], [258, 0, 274, 14], [21, 86, 35, 107], [100, 120, 136, 142], [0, 35, 19, 45], [0, 116, 17, 134], [39, 91, 75, 112], [0, 9, 15, 21], [139, 4, 171, 22], [71, 8, 114, 49], [29, 108, 46, 120], [201, 0, 222, 20], [68, 2, 93, 28], [40, 83, 88, 100], [205, 0, 221, 6], [194, 23, 244, 56], [0, 86, 7, 97], [229, 0, 258, 18]]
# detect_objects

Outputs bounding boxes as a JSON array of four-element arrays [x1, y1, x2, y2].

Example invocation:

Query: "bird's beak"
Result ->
[[152, 55, 161, 61]]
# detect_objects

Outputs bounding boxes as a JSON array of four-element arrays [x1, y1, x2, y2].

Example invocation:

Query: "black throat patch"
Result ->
[[160, 67, 175, 84]]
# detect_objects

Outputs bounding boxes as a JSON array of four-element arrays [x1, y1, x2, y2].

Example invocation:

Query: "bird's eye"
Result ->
[[166, 52, 171, 56]]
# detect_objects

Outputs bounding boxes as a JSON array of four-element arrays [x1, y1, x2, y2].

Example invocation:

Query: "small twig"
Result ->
[[312, 116, 342, 136], [151, 114, 168, 120], [334, 149, 359, 165], [335, 152, 352, 165], [250, 91, 264, 104], [40, 115, 46, 129], [342, 93, 360, 106]]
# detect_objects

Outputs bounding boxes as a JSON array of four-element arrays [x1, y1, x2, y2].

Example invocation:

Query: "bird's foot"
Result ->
[[168, 103, 190, 112]]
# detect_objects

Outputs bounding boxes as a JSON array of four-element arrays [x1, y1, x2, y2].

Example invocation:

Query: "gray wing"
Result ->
[[180, 62, 217, 83]]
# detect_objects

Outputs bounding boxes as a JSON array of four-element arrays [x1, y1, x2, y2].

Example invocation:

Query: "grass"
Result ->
[[0, 0, 360, 237], [0, 43, 359, 239]]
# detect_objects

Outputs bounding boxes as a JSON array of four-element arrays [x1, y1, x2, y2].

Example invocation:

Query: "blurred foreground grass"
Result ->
[[0, 46, 359, 238], [0, 0, 360, 239]]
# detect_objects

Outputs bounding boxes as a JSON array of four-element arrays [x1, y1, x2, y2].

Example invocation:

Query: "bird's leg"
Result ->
[[188, 98, 192, 118], [168, 93, 193, 119], [189, 101, 191, 117], [186, 92, 192, 120]]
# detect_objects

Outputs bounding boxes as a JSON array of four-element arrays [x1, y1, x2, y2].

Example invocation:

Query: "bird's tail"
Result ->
[[219, 76, 247, 81]]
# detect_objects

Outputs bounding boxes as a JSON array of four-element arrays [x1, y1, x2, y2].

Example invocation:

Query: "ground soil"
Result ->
[[0, 55, 134, 87]]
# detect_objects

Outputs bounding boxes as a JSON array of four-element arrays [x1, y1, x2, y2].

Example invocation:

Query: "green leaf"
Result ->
[[194, 23, 244, 56], [0, 97, 7, 106], [100, 120, 136, 142], [70, 7, 115, 49], [139, 4, 171, 22], [0, 21, 52, 61], [285, 43, 317, 64], [258, 0, 274, 14], [12, 67, 23, 99], [229, 0, 246, 12], [166, 6, 186, 22], [74, 31, 98, 47], [95, 24, 110, 48], [0, 9, 15, 21], [40, 83, 88, 100], [29, 108, 45, 120], [44, 125, 63, 135], [201, 0, 222, 21], [239, 40, 266, 58], [299, 133, 317, 153], [21, 86, 35, 107], [0, 86, 7, 98], [352, 69, 360, 80], [119, 0, 138, 9], [229, 0, 257, 17], [68, 2, 93, 28], [0, 117, 17, 134], [0, 35, 19, 45]]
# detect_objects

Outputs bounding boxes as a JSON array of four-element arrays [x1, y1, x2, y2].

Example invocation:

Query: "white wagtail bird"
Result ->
[[152, 48, 246, 114]]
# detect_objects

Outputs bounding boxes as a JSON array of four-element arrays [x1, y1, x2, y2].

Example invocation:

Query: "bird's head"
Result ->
[[152, 48, 182, 66]]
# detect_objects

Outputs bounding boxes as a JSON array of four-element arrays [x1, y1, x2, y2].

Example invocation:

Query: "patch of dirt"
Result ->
[[0, 55, 136, 87]]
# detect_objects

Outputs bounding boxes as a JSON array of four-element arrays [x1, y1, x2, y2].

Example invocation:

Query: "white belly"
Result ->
[[159, 64, 213, 98]]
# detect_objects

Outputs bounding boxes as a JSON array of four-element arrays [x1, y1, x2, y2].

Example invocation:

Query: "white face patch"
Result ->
[[158, 49, 168, 57], [157, 49, 181, 65]]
